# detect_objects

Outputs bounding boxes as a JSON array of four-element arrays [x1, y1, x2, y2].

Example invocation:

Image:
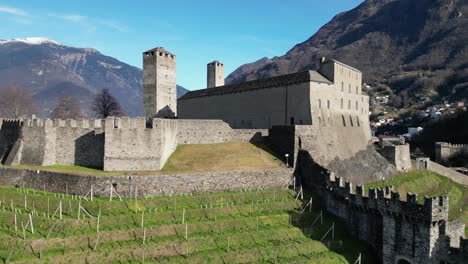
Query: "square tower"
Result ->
[[207, 60, 224, 88], [143, 47, 177, 118]]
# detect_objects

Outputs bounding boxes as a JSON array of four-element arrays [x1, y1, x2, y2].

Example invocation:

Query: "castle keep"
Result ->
[[143, 47, 177, 118]]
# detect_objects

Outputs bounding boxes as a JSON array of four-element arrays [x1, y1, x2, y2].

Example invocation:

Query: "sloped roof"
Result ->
[[179, 70, 331, 100]]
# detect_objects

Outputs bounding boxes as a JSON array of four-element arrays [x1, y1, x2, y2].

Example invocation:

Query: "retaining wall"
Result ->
[[0, 167, 292, 197]]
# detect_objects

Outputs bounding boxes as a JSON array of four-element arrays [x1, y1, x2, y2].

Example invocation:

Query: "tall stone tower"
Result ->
[[143, 47, 177, 118], [207, 60, 224, 88]]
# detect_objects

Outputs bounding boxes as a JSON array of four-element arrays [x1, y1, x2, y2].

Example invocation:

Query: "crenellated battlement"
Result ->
[[0, 118, 23, 128], [325, 175, 449, 221], [436, 142, 468, 148], [19, 118, 105, 129]]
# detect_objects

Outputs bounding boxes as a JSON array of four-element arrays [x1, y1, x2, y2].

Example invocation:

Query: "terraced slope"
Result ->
[[0, 187, 374, 263], [366, 169, 468, 235]]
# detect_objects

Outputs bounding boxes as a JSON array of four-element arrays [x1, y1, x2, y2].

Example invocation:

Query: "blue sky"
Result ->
[[0, 0, 363, 90]]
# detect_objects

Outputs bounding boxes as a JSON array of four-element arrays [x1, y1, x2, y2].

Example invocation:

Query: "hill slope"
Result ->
[[0, 38, 188, 117], [366, 169, 468, 235], [227, 0, 468, 107]]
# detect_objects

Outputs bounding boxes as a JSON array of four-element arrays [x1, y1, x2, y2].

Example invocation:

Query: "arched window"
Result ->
[[356, 86, 359, 94], [349, 84, 351, 93], [327, 100, 330, 109], [349, 115, 354, 127], [341, 82, 344, 91], [318, 117, 322, 126], [348, 100, 351, 109], [318, 99, 322, 109], [342, 115, 346, 127], [341, 99, 343, 109], [356, 116, 360, 127], [355, 101, 358, 110]]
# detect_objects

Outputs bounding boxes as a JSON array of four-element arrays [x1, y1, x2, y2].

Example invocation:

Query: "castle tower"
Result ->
[[143, 47, 177, 118], [207, 60, 224, 88]]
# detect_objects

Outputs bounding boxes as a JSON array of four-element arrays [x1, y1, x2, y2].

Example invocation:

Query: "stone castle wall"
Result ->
[[413, 158, 468, 185], [176, 119, 267, 144], [0, 118, 267, 171], [435, 142, 468, 163], [0, 167, 292, 197], [296, 150, 467, 264], [0, 119, 22, 164], [377, 144, 412, 172]]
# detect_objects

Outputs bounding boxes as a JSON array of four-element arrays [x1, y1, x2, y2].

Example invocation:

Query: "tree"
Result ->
[[50, 96, 83, 119], [0, 86, 36, 118], [91, 88, 125, 118]]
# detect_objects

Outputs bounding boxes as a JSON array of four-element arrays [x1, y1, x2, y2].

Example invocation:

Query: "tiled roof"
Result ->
[[179, 70, 331, 100]]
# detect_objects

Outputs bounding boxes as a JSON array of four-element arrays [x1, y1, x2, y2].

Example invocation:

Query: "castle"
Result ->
[[0, 47, 466, 263], [0, 47, 373, 174]]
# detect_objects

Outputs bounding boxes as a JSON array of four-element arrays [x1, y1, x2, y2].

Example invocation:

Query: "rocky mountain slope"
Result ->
[[0, 38, 188, 117], [227, 0, 468, 108]]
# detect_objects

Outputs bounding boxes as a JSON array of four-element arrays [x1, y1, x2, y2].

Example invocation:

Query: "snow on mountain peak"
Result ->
[[0, 37, 62, 45]]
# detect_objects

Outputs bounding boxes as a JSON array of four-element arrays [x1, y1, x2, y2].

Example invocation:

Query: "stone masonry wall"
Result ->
[[296, 150, 467, 264], [378, 144, 412, 172], [176, 119, 267, 144], [0, 167, 292, 197], [0, 119, 22, 164], [435, 142, 468, 163], [103, 117, 177, 171]]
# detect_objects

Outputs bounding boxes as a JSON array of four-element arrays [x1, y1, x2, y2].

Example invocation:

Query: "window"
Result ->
[[349, 115, 354, 127], [290, 117, 295, 125], [356, 86, 359, 94], [355, 101, 358, 110], [356, 116, 360, 127], [341, 82, 344, 91], [327, 100, 330, 109], [341, 99, 344, 109], [318, 99, 322, 109], [342, 115, 346, 127], [318, 117, 322, 126], [348, 100, 351, 109], [349, 84, 351, 93]]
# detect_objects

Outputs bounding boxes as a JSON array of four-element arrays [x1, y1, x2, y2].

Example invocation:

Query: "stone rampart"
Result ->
[[270, 123, 395, 184], [176, 119, 267, 144], [297, 150, 467, 264], [377, 144, 412, 172], [0, 119, 22, 164], [435, 142, 468, 163], [413, 158, 468, 185], [103, 117, 177, 171], [0, 167, 292, 197]]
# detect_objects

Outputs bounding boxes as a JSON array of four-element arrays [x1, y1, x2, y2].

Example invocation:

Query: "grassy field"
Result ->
[[162, 142, 283, 173], [0, 186, 375, 263], [1, 142, 284, 176], [366, 169, 468, 235]]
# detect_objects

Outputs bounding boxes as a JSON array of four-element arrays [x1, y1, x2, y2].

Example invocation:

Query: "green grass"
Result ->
[[366, 169, 468, 235], [1, 142, 285, 176], [0, 186, 375, 263]]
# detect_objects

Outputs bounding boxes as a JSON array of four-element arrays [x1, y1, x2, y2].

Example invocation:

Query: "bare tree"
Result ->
[[50, 96, 83, 119], [91, 88, 125, 118], [0, 86, 36, 118]]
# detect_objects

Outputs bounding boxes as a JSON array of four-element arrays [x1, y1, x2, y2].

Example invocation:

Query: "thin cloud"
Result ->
[[50, 13, 129, 33], [0, 5, 29, 17]]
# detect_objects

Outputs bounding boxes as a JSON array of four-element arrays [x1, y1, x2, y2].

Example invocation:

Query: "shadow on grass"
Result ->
[[288, 189, 379, 264], [250, 138, 287, 165]]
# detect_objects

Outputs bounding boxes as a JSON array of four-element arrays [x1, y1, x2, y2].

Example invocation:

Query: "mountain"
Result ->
[[0, 37, 189, 117], [227, 0, 468, 110]]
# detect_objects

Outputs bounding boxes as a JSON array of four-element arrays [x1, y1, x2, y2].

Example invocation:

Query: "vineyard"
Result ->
[[0, 186, 375, 263]]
